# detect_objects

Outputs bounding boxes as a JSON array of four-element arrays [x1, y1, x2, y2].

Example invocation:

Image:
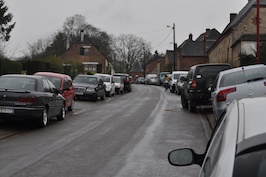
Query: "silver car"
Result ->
[[211, 64, 266, 119], [168, 96, 266, 177]]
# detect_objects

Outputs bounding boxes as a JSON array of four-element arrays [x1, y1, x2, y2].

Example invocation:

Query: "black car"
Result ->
[[0, 74, 66, 127], [113, 73, 132, 92], [181, 63, 231, 112], [73, 74, 106, 102]]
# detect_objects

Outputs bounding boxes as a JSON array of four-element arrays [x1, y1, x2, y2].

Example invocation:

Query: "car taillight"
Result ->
[[18, 96, 36, 103], [125, 77, 130, 83], [216, 87, 236, 102], [191, 80, 197, 89]]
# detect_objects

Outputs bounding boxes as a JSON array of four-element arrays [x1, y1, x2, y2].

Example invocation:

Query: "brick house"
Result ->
[[176, 29, 220, 70], [208, 0, 266, 67], [129, 60, 144, 82], [58, 42, 111, 75], [145, 56, 162, 75]]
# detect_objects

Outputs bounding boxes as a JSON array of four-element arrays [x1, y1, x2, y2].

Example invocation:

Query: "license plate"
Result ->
[[0, 108, 14, 114], [76, 92, 84, 95]]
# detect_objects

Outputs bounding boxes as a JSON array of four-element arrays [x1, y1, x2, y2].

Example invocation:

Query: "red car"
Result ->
[[34, 72, 75, 111]]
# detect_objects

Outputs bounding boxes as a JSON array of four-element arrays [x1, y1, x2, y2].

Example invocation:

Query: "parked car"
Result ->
[[94, 73, 115, 97], [135, 77, 145, 84], [175, 73, 188, 95], [34, 72, 75, 111], [113, 76, 124, 94], [169, 71, 188, 93], [0, 74, 66, 127], [210, 64, 266, 120], [168, 96, 266, 177], [147, 76, 159, 85], [158, 72, 170, 85], [113, 73, 131, 92], [144, 74, 157, 84], [73, 74, 105, 102], [181, 63, 231, 112]]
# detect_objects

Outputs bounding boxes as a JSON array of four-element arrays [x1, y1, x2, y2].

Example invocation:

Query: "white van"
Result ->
[[169, 71, 188, 93]]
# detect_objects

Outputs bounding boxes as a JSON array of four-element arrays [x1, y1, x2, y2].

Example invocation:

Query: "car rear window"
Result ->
[[196, 65, 230, 79], [245, 67, 266, 82], [0, 77, 37, 91], [219, 71, 246, 87]]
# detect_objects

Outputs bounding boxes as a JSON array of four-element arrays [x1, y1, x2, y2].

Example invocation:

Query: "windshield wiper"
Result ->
[[247, 77, 266, 82]]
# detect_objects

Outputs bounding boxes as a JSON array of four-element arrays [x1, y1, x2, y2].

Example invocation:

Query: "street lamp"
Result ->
[[167, 23, 176, 71]]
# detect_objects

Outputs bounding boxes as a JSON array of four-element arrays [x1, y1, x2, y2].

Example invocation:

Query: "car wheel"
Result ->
[[188, 100, 197, 113], [92, 96, 97, 102], [39, 108, 48, 128], [181, 93, 188, 109], [57, 106, 66, 121], [101, 93, 105, 100], [68, 99, 74, 111]]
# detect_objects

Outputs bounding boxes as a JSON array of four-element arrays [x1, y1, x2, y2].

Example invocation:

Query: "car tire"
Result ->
[[68, 99, 74, 111], [188, 100, 197, 113], [92, 96, 97, 102], [39, 108, 48, 128], [57, 106, 66, 121], [181, 93, 188, 109]]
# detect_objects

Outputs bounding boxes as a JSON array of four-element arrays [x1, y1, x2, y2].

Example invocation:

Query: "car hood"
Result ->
[[73, 82, 96, 88]]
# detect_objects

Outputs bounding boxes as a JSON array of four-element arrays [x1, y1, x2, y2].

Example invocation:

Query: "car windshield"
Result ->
[[74, 76, 98, 84], [113, 77, 120, 83], [0, 77, 37, 91], [42, 76, 62, 89], [100, 76, 110, 82]]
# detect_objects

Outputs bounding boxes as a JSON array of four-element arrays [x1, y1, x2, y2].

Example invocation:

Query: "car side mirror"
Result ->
[[168, 148, 204, 167], [180, 76, 187, 82], [208, 86, 214, 92]]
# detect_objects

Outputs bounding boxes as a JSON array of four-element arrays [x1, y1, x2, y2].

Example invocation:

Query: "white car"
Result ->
[[94, 73, 115, 97], [169, 71, 188, 93], [113, 76, 124, 94], [210, 64, 266, 119], [168, 96, 266, 177]]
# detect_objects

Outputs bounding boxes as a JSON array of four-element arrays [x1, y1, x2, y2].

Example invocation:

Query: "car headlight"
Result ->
[[86, 88, 95, 92]]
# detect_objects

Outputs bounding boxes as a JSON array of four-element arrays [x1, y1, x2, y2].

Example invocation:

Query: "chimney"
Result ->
[[189, 33, 193, 41], [230, 13, 237, 23], [80, 29, 84, 43]]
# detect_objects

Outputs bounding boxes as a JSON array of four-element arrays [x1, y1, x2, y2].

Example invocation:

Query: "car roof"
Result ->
[[238, 96, 266, 141], [218, 64, 266, 76], [34, 72, 71, 79], [1, 74, 44, 80], [190, 63, 231, 69], [171, 71, 188, 74], [94, 73, 111, 77], [113, 73, 128, 76], [236, 96, 266, 153]]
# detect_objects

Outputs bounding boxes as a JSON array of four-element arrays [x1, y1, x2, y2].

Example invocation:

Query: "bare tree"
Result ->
[[27, 37, 52, 58], [112, 34, 151, 73]]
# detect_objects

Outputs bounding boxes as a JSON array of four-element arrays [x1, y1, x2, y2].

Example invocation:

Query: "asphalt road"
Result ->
[[0, 84, 215, 177]]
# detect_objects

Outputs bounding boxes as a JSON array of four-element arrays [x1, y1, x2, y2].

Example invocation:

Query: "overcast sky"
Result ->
[[4, 0, 249, 58]]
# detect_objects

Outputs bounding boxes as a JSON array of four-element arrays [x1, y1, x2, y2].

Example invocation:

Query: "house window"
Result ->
[[89, 64, 97, 72], [80, 46, 91, 56]]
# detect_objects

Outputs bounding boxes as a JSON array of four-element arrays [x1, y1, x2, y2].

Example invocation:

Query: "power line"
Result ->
[[151, 29, 172, 50]]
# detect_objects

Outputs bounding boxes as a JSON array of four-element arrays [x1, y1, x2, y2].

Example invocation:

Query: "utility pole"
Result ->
[[257, 0, 260, 63], [167, 23, 176, 71], [173, 23, 176, 71]]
